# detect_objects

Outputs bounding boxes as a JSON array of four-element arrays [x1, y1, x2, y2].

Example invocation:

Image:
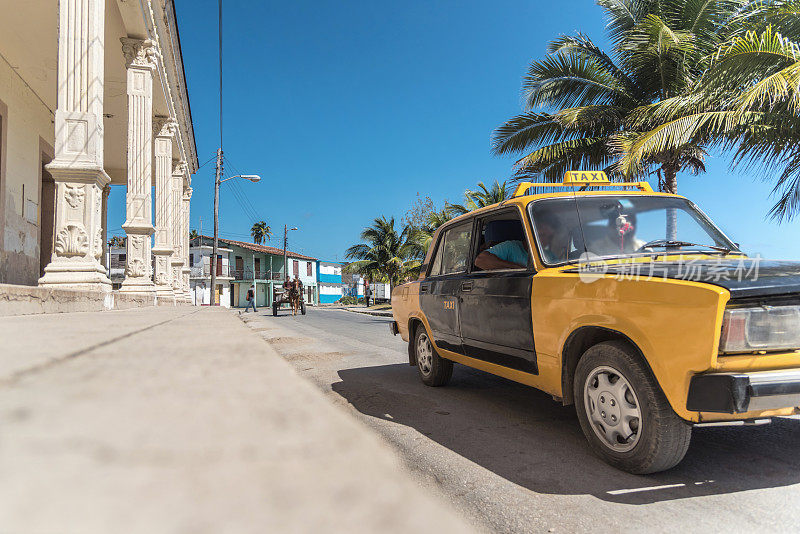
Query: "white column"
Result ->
[[152, 115, 177, 299], [170, 160, 186, 296], [119, 38, 157, 296], [181, 184, 193, 302], [39, 0, 111, 291]]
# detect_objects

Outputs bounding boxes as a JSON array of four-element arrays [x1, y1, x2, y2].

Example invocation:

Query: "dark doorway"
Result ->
[[39, 146, 55, 278]]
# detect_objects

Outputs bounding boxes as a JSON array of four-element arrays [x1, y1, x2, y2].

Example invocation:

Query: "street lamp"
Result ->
[[210, 147, 261, 305], [283, 225, 298, 282]]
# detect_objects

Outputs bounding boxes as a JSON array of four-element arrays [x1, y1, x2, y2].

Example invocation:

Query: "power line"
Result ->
[[223, 155, 262, 221], [218, 0, 223, 150]]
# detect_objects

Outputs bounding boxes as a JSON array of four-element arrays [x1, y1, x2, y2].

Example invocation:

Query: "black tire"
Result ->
[[413, 324, 453, 387], [272, 303, 278, 317], [573, 340, 691, 474], [300, 301, 307, 315]]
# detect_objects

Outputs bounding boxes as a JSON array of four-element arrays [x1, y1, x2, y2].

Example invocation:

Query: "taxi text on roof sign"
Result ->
[[563, 170, 610, 184]]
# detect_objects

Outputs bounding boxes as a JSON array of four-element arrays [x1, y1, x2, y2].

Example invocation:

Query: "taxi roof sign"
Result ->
[[563, 170, 610, 184], [510, 172, 654, 198]]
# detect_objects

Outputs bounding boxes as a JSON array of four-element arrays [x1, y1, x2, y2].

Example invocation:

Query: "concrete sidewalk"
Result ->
[[0, 307, 474, 533]]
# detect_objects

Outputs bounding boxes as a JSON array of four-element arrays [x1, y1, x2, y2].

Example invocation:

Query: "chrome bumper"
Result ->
[[687, 369, 800, 413]]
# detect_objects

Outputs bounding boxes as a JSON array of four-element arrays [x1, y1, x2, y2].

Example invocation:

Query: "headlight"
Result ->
[[719, 306, 800, 354]]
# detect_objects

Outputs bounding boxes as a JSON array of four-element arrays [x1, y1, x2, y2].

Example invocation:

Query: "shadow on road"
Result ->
[[332, 362, 800, 505]]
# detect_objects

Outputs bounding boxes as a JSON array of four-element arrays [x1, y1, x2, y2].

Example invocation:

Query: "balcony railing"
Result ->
[[230, 269, 283, 281], [190, 265, 231, 277]]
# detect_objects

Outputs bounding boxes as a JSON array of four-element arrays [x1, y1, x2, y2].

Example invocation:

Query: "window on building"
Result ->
[[307, 262, 312, 276], [119, 254, 126, 262], [189, 253, 194, 266], [293, 260, 299, 277]]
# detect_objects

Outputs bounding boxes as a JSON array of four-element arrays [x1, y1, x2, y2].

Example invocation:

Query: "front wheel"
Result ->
[[300, 301, 307, 315], [272, 303, 278, 317], [574, 340, 691, 474], [414, 325, 453, 387]]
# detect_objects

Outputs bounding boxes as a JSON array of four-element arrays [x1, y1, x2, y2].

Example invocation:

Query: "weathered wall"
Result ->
[[0, 56, 55, 286]]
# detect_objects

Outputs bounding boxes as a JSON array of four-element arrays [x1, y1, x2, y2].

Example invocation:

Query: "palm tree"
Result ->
[[449, 180, 512, 215], [344, 217, 424, 290], [415, 203, 455, 253], [626, 5, 800, 220], [250, 221, 272, 245], [492, 0, 750, 194], [189, 229, 199, 240]]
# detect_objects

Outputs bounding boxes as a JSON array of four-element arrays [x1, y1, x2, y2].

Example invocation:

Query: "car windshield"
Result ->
[[528, 195, 738, 265]]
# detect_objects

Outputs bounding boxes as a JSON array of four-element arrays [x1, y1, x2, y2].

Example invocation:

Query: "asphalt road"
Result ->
[[241, 307, 800, 533]]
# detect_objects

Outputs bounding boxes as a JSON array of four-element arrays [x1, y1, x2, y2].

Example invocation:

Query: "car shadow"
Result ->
[[331, 362, 800, 505]]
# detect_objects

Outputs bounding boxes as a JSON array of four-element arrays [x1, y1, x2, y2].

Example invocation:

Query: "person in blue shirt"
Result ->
[[475, 239, 529, 269]]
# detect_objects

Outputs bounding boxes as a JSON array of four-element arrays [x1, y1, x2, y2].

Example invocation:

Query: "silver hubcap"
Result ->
[[417, 333, 433, 376], [584, 365, 642, 452]]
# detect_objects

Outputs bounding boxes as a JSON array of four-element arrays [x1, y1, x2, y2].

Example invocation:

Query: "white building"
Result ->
[[317, 260, 342, 304], [188, 242, 233, 307], [0, 0, 197, 304]]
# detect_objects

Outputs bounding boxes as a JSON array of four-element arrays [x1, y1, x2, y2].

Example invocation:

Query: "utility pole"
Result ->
[[210, 147, 223, 304]]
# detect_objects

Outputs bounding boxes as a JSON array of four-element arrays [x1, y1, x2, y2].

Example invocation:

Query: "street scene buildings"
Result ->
[[4, 1, 800, 533], [188, 235, 319, 307]]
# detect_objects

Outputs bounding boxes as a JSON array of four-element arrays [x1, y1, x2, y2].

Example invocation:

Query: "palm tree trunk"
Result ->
[[663, 164, 678, 241]]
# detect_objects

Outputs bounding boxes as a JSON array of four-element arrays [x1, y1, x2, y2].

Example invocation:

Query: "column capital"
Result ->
[[153, 115, 178, 138], [183, 187, 193, 201], [172, 159, 187, 176], [120, 38, 158, 70]]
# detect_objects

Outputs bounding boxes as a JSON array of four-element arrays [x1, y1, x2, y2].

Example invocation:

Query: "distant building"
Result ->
[[341, 271, 365, 299], [317, 261, 342, 303], [187, 241, 233, 307], [190, 236, 318, 308], [107, 245, 126, 290]]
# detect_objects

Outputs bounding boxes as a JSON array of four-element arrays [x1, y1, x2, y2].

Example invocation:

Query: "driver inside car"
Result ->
[[474, 220, 530, 270]]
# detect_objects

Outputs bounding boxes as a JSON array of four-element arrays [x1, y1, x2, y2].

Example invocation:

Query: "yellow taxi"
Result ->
[[390, 171, 800, 473]]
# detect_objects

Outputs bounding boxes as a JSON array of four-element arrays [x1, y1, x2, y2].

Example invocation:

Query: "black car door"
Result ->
[[458, 210, 538, 373], [420, 220, 474, 354]]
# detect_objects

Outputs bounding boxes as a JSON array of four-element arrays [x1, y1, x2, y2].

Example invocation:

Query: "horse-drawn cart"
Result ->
[[272, 287, 306, 316]]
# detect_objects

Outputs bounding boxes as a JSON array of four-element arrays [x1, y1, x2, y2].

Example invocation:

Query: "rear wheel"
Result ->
[[573, 340, 691, 474], [414, 325, 453, 387], [300, 301, 307, 315]]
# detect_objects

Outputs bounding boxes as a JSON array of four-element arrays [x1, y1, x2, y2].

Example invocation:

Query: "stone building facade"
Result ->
[[0, 0, 197, 303]]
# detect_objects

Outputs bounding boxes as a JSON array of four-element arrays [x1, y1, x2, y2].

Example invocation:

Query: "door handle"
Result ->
[[461, 281, 473, 292], [420, 283, 430, 294]]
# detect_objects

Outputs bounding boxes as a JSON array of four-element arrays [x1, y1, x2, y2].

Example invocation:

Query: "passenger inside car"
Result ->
[[587, 212, 646, 256], [474, 219, 530, 270]]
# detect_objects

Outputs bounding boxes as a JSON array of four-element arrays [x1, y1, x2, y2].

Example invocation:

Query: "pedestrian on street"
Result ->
[[244, 284, 257, 313], [364, 279, 371, 307]]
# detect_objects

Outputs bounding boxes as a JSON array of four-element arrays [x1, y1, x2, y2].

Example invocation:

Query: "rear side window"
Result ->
[[429, 221, 473, 276]]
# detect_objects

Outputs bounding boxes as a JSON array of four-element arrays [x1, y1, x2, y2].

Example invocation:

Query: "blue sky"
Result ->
[[107, 0, 799, 260]]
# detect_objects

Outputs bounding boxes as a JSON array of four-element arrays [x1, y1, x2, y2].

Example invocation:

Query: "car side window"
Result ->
[[429, 232, 445, 276], [429, 222, 473, 277], [473, 213, 531, 271]]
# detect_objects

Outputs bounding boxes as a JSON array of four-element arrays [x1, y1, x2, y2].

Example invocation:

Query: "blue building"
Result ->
[[317, 260, 343, 303]]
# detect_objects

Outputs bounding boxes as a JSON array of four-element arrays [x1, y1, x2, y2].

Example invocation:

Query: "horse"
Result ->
[[289, 279, 300, 316]]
